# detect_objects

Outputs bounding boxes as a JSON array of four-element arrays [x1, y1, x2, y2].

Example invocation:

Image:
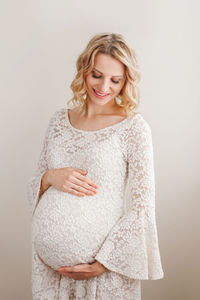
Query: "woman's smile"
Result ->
[[93, 88, 111, 99]]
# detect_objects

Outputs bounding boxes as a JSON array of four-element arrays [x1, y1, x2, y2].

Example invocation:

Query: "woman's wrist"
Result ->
[[38, 170, 52, 200], [42, 169, 53, 189]]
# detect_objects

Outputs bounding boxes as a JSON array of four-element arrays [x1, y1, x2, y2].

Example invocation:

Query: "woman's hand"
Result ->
[[46, 167, 98, 197], [57, 260, 107, 280]]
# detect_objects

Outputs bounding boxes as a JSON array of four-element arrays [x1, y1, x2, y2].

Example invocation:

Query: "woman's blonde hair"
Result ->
[[67, 32, 141, 116]]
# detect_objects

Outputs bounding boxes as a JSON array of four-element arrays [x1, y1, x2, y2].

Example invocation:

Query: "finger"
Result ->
[[59, 264, 91, 273], [58, 267, 74, 276], [66, 171, 98, 191], [73, 168, 88, 175], [62, 181, 86, 196], [72, 264, 92, 273], [60, 271, 74, 278], [64, 183, 95, 196], [76, 173, 99, 189], [69, 178, 98, 193], [58, 266, 73, 272], [65, 188, 85, 197]]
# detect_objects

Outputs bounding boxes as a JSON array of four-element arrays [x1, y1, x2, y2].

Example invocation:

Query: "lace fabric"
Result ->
[[27, 107, 164, 299]]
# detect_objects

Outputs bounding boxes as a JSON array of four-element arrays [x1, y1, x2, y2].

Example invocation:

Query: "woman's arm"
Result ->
[[38, 170, 52, 200], [27, 111, 58, 217], [94, 116, 164, 280], [27, 110, 99, 217]]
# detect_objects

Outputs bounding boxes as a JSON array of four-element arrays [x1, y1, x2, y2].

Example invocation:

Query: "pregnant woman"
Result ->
[[27, 32, 164, 300]]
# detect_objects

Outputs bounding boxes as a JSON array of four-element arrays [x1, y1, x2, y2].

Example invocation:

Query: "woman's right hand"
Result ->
[[46, 167, 98, 197]]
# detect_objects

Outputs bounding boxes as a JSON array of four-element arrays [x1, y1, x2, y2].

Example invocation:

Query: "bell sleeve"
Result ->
[[95, 116, 164, 280], [27, 111, 57, 218]]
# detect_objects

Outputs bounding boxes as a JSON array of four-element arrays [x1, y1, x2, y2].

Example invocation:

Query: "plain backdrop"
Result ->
[[0, 0, 199, 299]]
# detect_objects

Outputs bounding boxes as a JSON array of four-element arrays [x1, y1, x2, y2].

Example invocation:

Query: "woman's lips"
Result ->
[[93, 88, 110, 99]]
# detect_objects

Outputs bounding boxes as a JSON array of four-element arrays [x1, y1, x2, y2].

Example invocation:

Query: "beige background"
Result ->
[[1, 0, 199, 299]]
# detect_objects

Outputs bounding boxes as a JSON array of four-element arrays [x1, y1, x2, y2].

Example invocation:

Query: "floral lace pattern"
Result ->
[[27, 107, 164, 299]]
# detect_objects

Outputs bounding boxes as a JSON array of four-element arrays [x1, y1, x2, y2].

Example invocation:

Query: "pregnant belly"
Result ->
[[32, 186, 121, 270]]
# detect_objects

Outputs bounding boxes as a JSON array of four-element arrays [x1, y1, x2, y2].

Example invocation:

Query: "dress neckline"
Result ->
[[65, 108, 139, 133]]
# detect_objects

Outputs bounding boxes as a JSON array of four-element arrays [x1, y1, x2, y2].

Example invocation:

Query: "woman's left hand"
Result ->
[[57, 260, 107, 280]]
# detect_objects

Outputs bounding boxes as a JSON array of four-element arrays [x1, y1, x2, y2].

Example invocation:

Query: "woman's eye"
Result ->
[[92, 74, 119, 84], [92, 74, 101, 79]]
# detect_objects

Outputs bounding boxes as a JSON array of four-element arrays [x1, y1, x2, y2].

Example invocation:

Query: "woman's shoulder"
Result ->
[[48, 107, 66, 123], [126, 112, 152, 137]]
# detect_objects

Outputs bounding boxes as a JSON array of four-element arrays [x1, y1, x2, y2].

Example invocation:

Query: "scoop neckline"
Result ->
[[65, 108, 140, 133]]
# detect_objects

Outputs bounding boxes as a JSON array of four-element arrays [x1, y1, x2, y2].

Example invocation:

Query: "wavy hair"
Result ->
[[67, 32, 141, 116]]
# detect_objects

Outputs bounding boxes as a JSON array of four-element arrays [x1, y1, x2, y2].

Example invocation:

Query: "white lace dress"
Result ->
[[27, 107, 164, 300]]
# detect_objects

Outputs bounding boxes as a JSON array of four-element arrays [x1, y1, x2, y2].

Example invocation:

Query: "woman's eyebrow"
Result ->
[[93, 68, 124, 78]]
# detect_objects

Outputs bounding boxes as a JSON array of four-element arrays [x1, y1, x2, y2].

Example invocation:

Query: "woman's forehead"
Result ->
[[93, 53, 125, 77]]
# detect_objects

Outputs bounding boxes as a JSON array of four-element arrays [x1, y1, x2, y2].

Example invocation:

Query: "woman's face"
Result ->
[[85, 53, 126, 106]]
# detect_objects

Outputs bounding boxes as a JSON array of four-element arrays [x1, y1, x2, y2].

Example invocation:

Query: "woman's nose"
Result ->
[[98, 79, 110, 93]]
